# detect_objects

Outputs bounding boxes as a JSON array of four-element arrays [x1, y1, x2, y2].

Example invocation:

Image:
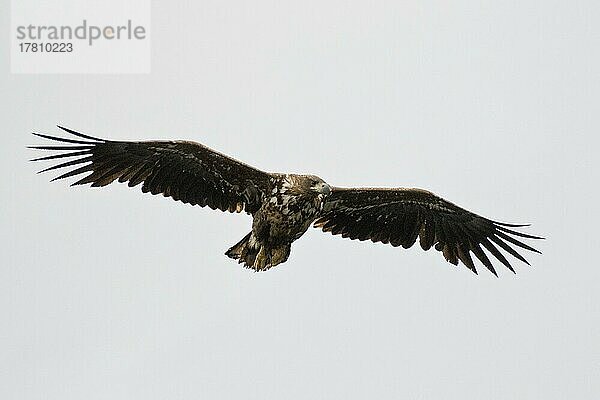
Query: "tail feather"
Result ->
[[225, 233, 291, 271], [225, 232, 258, 265]]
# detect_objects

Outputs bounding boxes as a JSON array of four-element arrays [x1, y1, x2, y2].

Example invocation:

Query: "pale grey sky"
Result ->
[[2, 1, 599, 399]]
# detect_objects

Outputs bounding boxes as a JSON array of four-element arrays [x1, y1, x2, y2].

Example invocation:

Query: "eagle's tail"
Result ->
[[225, 233, 290, 272], [225, 232, 257, 265]]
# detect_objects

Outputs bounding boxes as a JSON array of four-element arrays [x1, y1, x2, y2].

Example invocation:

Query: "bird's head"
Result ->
[[306, 175, 332, 196], [312, 179, 332, 196], [285, 174, 332, 196]]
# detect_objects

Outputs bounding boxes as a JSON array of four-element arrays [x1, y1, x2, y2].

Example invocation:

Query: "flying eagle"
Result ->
[[30, 126, 542, 275]]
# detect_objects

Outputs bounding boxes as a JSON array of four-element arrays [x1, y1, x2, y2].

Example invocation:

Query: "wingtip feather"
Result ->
[[57, 125, 105, 142]]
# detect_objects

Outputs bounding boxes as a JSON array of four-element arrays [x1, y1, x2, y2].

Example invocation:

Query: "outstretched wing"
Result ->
[[314, 187, 542, 275], [30, 126, 273, 214]]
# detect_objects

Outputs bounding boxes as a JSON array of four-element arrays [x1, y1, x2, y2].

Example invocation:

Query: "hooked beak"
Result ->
[[313, 182, 332, 196]]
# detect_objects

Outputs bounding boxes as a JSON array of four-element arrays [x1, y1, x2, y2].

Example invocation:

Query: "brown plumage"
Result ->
[[30, 126, 543, 275]]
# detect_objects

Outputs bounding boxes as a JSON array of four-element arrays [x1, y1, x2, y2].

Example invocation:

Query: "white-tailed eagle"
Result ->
[[31, 126, 542, 275]]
